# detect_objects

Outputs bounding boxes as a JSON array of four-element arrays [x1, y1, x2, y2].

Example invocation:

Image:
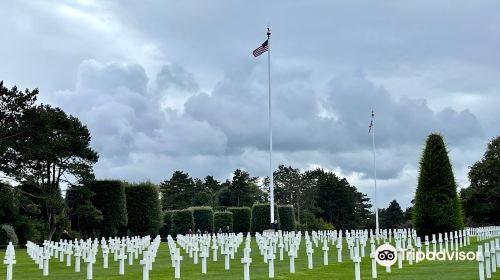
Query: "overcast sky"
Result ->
[[1, 0, 499, 208]]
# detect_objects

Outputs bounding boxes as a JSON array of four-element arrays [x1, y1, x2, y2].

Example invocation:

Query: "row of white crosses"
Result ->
[[477, 226, 500, 280], [24, 235, 158, 279]]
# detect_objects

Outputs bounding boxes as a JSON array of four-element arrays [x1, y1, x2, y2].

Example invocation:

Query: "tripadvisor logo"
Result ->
[[375, 244, 478, 266], [375, 244, 397, 267]]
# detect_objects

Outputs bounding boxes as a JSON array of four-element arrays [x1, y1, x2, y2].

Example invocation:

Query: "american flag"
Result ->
[[253, 39, 269, 57], [368, 110, 374, 133]]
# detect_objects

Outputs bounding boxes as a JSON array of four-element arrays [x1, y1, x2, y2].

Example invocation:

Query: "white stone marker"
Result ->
[[102, 245, 109, 269], [337, 241, 343, 263], [268, 249, 276, 278], [85, 254, 95, 280], [212, 242, 218, 262], [118, 248, 127, 275], [353, 246, 361, 280], [174, 249, 183, 279], [307, 245, 314, 269], [193, 245, 199, 264], [289, 248, 296, 273], [322, 240, 329, 265], [496, 239, 500, 268], [3, 246, 16, 280], [278, 242, 284, 261], [370, 241, 377, 278], [485, 243, 491, 278], [43, 250, 50, 276], [224, 248, 231, 270], [75, 248, 81, 272], [241, 254, 252, 280], [201, 250, 208, 274], [478, 245, 485, 280], [141, 252, 149, 280], [490, 240, 497, 273]]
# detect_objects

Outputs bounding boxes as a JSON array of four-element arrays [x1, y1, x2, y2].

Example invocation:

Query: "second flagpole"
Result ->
[[267, 27, 275, 225]]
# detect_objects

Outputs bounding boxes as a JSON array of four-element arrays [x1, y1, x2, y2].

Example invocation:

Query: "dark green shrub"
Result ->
[[214, 212, 233, 232], [0, 182, 17, 224], [251, 203, 279, 233], [298, 210, 334, 231], [171, 209, 194, 235], [228, 207, 251, 233], [88, 180, 128, 236], [413, 134, 464, 237], [278, 205, 296, 231], [0, 224, 18, 245], [159, 210, 175, 237], [14, 216, 44, 244], [126, 182, 162, 236], [190, 206, 214, 232]]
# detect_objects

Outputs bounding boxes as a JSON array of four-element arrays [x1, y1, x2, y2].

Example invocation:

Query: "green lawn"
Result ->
[[1, 236, 499, 280]]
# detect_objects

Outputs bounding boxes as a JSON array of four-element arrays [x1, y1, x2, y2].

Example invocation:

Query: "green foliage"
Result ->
[[251, 203, 279, 233], [190, 206, 214, 232], [88, 180, 128, 237], [214, 212, 233, 232], [125, 182, 162, 236], [278, 205, 296, 231], [306, 169, 372, 229], [228, 169, 262, 207], [14, 216, 44, 244], [159, 210, 175, 237], [0, 224, 18, 245], [227, 207, 251, 233], [161, 171, 196, 210], [379, 200, 405, 229], [171, 209, 194, 235], [0, 182, 17, 224], [297, 210, 334, 231], [461, 136, 500, 226], [413, 134, 464, 237], [66, 185, 103, 238]]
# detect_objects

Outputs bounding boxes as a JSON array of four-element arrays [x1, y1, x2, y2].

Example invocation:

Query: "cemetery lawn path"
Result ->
[[1, 237, 499, 280]]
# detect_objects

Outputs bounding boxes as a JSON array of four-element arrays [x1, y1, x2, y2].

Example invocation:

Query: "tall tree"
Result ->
[[274, 165, 316, 223], [229, 169, 260, 207], [161, 171, 196, 210], [0, 82, 98, 240], [413, 133, 463, 237], [66, 185, 103, 238], [461, 136, 500, 225], [379, 200, 405, 229]]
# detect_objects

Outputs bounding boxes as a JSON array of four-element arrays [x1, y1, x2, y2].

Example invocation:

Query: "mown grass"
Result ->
[[1, 236, 499, 279]]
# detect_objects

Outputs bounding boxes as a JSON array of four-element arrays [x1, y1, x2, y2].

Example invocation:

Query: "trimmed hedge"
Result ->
[[126, 182, 162, 236], [190, 206, 214, 232], [228, 207, 251, 233], [159, 210, 175, 237], [251, 203, 279, 233], [88, 180, 128, 236], [278, 205, 296, 231], [171, 209, 194, 235], [0, 224, 18, 245], [214, 212, 233, 232]]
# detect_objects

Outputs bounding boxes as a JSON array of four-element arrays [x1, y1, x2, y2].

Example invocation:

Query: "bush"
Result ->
[[159, 210, 175, 237], [278, 205, 296, 231], [126, 182, 162, 236], [14, 216, 44, 244], [171, 209, 194, 235], [190, 206, 214, 232], [0, 183, 17, 224], [228, 207, 251, 233], [413, 134, 464, 237], [298, 210, 334, 231], [251, 203, 279, 233], [0, 224, 18, 245], [88, 180, 128, 237], [214, 212, 233, 232]]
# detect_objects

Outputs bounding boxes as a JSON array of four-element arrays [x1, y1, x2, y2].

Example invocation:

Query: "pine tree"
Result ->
[[413, 134, 463, 237]]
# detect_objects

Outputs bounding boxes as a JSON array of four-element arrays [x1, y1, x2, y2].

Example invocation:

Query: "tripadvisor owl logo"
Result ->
[[375, 244, 397, 267]]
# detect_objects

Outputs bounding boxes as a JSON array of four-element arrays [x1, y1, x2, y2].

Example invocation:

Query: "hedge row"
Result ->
[[278, 205, 296, 231], [190, 206, 214, 232], [159, 210, 175, 237], [125, 182, 162, 236], [214, 212, 233, 232], [171, 210, 194, 235], [88, 180, 128, 236], [251, 203, 279, 233], [228, 207, 251, 233]]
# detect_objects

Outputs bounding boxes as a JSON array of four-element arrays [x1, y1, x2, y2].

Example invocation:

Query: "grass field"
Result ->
[[1, 236, 499, 280]]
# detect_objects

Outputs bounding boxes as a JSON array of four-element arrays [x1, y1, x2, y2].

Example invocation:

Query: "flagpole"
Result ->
[[372, 110, 379, 235], [267, 27, 275, 225]]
